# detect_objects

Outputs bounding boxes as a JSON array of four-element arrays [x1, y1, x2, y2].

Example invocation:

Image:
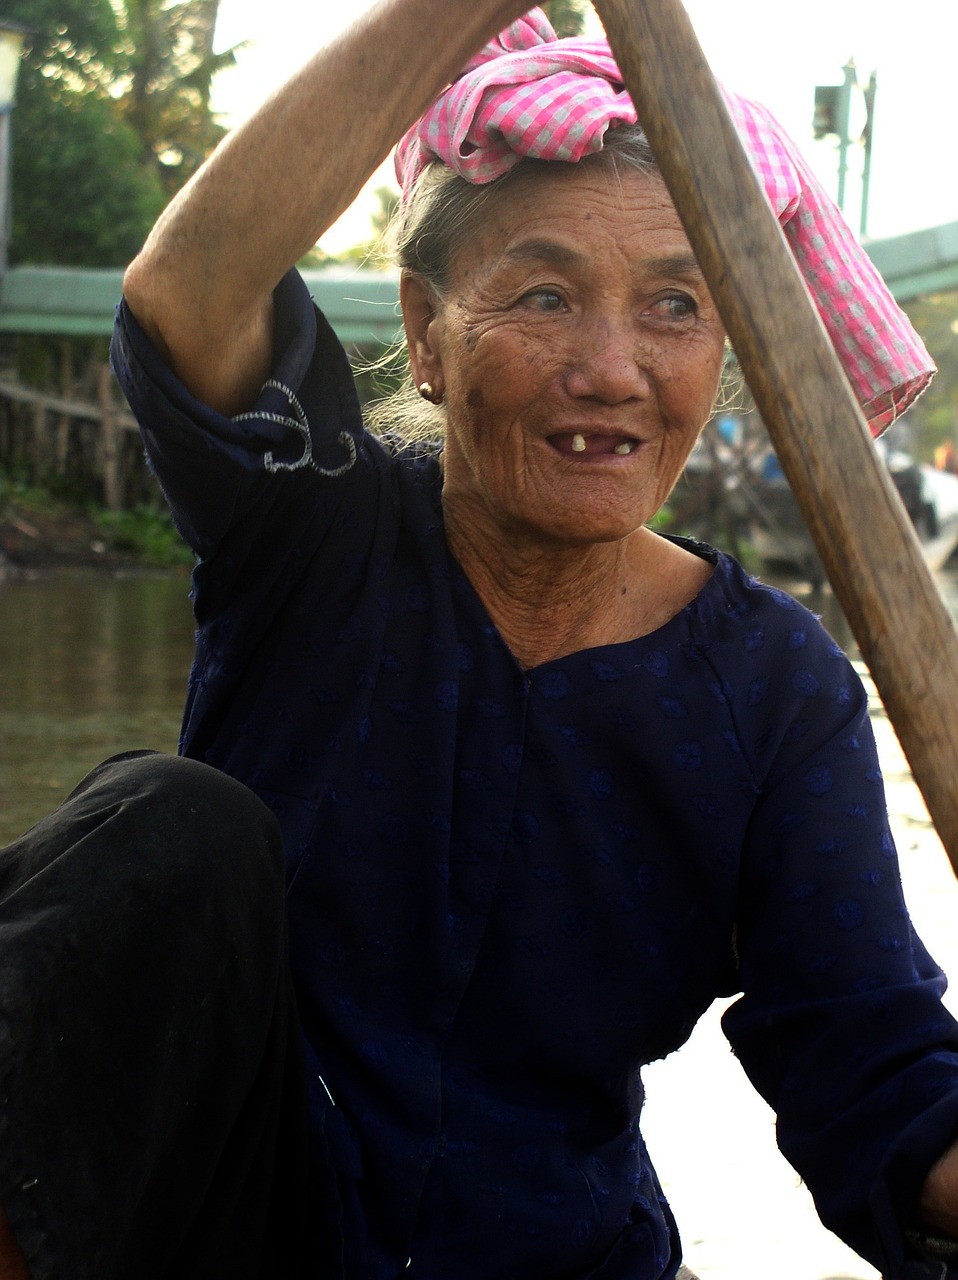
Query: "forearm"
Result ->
[[918, 1141, 958, 1239], [123, 0, 528, 414]]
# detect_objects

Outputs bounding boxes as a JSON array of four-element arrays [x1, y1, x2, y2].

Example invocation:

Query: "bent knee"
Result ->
[[48, 751, 286, 924]]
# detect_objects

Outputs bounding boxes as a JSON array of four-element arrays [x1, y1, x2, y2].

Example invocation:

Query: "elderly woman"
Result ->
[[3, 2, 958, 1278]]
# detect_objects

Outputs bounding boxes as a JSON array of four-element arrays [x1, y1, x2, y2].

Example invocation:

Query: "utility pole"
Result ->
[[813, 60, 877, 235], [860, 70, 877, 238]]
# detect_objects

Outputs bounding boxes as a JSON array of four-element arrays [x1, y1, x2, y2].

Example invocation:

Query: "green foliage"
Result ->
[[370, 186, 400, 239], [338, 186, 401, 268], [6, 0, 238, 267], [542, 0, 590, 37], [0, 469, 193, 568], [297, 245, 343, 269], [113, 0, 240, 196], [94, 504, 194, 567], [901, 291, 958, 460], [4, 0, 122, 89], [11, 73, 165, 266]]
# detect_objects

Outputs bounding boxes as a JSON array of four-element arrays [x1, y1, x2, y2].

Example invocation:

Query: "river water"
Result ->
[[2, 564, 958, 1280], [0, 570, 195, 844]]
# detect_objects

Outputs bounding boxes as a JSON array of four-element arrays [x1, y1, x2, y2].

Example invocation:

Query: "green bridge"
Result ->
[[2, 219, 956, 343], [0, 264, 403, 346]]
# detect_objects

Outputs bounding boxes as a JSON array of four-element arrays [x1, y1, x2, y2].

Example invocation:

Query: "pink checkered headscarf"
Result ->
[[395, 9, 933, 435]]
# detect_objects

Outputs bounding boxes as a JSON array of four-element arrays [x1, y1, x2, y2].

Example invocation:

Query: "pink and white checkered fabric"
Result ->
[[395, 8, 933, 434]]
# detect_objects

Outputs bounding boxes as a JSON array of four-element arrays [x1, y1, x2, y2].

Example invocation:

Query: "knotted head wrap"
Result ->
[[395, 8, 933, 435]]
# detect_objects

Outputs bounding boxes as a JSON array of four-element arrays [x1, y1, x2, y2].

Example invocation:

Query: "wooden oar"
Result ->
[[593, 0, 958, 871]]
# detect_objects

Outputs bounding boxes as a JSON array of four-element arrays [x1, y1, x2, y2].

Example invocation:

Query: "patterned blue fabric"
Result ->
[[112, 270, 958, 1280]]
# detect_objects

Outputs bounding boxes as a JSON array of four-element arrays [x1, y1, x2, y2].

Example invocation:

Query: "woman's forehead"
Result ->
[[456, 164, 698, 275]]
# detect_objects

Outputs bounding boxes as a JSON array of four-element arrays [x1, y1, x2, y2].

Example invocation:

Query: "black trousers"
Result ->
[[0, 752, 310, 1280]]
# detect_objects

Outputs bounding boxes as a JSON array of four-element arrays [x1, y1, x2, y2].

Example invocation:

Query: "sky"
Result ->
[[210, 0, 958, 255]]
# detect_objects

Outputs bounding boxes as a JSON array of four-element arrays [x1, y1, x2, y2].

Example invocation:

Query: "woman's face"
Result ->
[[405, 163, 727, 553]]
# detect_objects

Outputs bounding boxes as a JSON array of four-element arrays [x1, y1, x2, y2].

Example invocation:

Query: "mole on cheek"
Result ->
[[467, 388, 485, 410]]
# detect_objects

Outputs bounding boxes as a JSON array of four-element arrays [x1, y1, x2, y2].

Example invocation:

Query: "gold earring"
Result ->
[[418, 381, 443, 405]]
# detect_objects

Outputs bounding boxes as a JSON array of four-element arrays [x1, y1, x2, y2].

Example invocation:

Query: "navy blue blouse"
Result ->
[[112, 270, 958, 1280]]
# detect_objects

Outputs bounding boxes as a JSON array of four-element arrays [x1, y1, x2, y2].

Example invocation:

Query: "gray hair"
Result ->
[[365, 124, 660, 442]]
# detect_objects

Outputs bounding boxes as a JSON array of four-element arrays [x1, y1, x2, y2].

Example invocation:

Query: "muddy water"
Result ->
[[0, 572, 195, 844]]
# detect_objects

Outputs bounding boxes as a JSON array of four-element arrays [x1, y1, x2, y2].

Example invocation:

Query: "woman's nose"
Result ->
[[564, 316, 653, 404]]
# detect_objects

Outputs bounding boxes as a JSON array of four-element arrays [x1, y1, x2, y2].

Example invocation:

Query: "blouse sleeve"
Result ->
[[109, 268, 367, 561], [720, 612, 958, 1278]]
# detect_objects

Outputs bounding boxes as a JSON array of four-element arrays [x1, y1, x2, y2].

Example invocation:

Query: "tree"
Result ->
[[5, 0, 162, 266], [4, 0, 121, 91], [543, 0, 590, 38], [113, 0, 241, 196], [11, 69, 165, 267], [333, 186, 402, 269], [5, 0, 240, 265], [901, 291, 958, 459]]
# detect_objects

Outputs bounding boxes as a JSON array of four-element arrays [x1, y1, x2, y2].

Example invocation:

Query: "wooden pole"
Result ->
[[593, 0, 958, 868], [56, 339, 73, 475], [97, 363, 122, 512]]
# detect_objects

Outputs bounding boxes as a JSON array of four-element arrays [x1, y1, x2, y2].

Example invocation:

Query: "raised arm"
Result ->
[[122, 0, 527, 415]]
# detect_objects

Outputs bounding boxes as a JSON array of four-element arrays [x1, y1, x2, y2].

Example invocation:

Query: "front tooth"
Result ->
[[614, 441, 634, 455], [571, 433, 587, 453]]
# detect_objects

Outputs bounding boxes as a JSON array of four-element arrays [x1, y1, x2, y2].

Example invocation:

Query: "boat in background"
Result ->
[[909, 463, 958, 569], [748, 443, 958, 583]]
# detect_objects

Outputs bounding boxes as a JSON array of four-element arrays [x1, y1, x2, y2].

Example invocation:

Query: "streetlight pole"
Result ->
[[0, 19, 27, 282], [813, 60, 876, 234], [860, 70, 877, 238], [835, 59, 855, 213]]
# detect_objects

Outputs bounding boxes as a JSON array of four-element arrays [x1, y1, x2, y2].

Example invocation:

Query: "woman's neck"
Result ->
[[444, 505, 712, 671]]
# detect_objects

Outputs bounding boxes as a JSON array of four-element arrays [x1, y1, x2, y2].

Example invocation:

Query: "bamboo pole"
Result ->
[[0, 379, 138, 430], [593, 0, 958, 868]]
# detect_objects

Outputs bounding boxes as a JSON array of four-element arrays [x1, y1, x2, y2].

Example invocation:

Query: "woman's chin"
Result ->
[[502, 504, 654, 552]]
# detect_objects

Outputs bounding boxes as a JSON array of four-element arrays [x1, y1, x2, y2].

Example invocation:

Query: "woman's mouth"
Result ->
[[550, 432, 638, 457]]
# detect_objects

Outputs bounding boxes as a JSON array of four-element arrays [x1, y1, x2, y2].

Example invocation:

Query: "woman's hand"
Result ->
[[918, 1140, 958, 1239], [122, 0, 531, 415]]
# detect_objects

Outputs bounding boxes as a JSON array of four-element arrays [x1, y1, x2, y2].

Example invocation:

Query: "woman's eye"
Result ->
[[520, 289, 565, 312], [654, 294, 697, 320]]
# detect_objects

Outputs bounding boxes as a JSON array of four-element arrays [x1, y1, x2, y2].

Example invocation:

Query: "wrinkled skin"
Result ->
[[405, 163, 727, 553]]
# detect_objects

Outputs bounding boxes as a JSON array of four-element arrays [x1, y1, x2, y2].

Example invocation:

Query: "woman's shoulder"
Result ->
[[663, 534, 861, 706], [674, 535, 845, 657], [645, 539, 873, 792]]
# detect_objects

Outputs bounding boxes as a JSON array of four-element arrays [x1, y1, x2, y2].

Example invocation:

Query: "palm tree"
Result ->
[[114, 0, 243, 195]]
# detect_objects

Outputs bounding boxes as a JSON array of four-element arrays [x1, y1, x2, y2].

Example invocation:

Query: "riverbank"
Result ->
[[0, 483, 192, 575]]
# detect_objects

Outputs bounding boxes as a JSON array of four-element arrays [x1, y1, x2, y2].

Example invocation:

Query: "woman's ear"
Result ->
[[401, 273, 444, 395]]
